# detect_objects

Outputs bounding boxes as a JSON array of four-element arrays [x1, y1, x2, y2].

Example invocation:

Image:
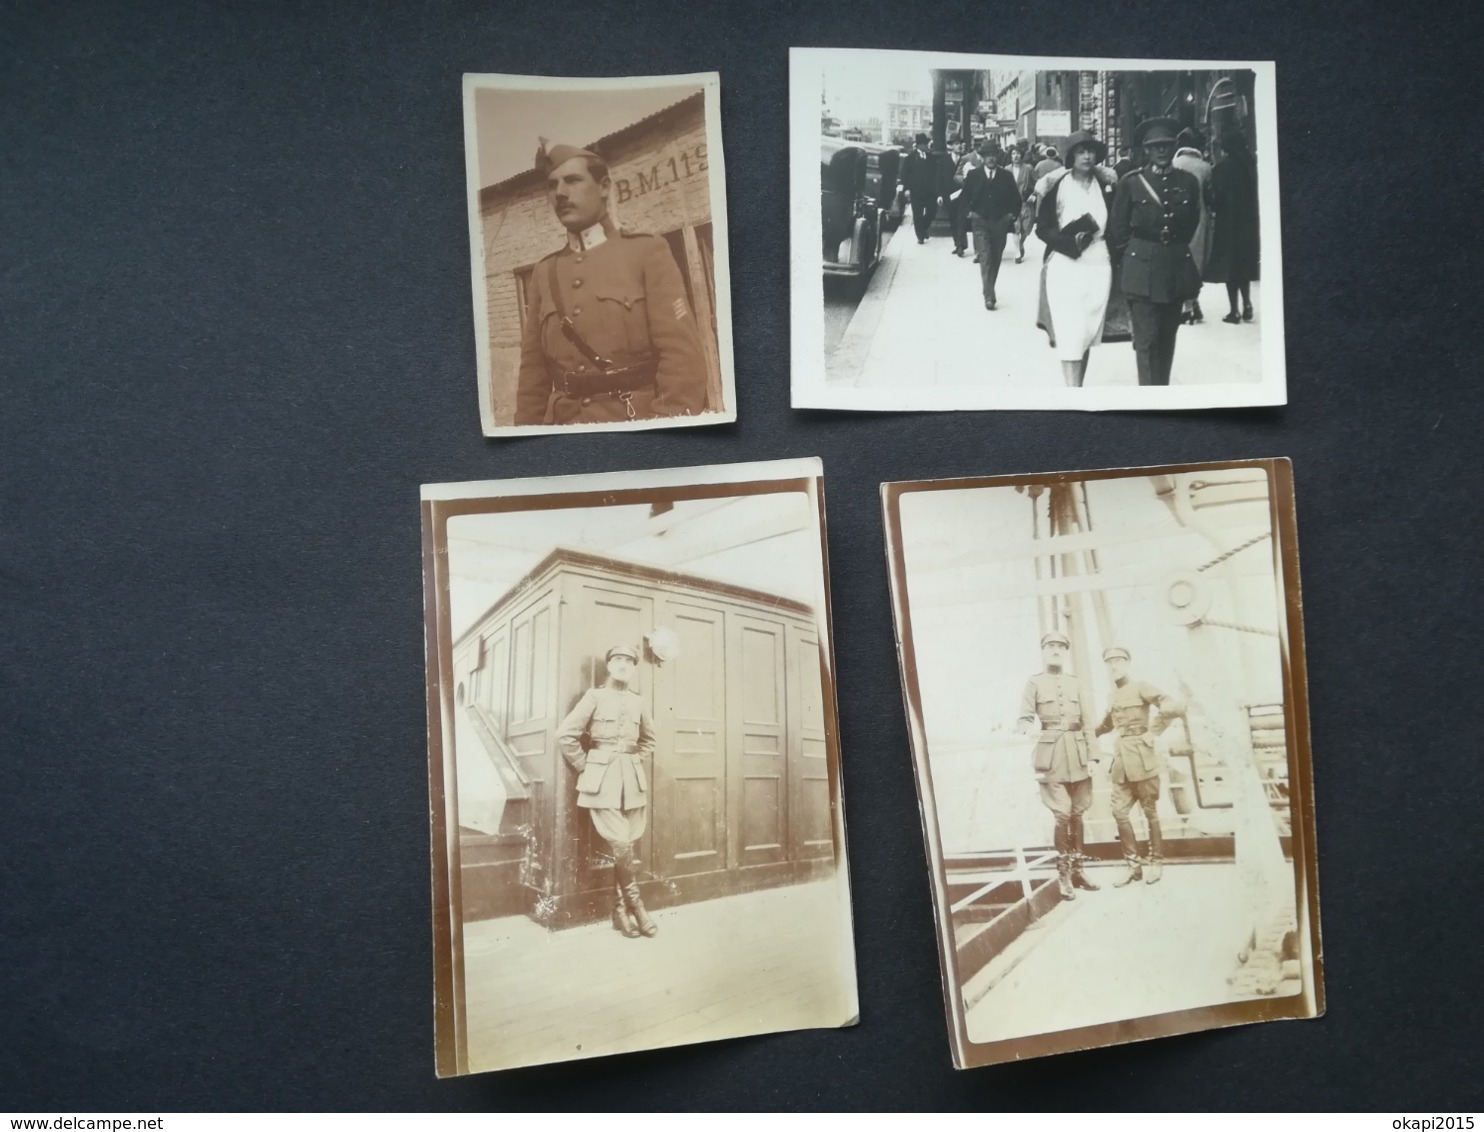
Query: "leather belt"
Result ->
[[1120, 724, 1149, 737], [555, 359, 657, 398]]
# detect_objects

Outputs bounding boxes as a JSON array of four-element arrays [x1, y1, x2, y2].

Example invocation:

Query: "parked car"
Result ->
[[820, 138, 902, 289]]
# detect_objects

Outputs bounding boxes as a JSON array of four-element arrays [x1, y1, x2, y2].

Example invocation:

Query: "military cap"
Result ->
[[605, 643, 640, 663], [536, 138, 603, 175], [1133, 117, 1181, 147], [1102, 646, 1132, 662], [1040, 631, 1071, 648]]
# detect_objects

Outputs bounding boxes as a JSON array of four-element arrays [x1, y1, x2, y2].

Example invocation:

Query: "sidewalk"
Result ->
[[828, 221, 1263, 391], [462, 877, 856, 1072]]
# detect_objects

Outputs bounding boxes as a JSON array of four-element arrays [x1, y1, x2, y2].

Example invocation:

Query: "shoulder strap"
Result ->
[[1134, 173, 1162, 207], [545, 253, 566, 320]]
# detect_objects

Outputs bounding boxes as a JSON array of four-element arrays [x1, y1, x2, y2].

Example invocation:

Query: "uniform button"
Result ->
[[578, 363, 587, 372], [572, 278, 582, 289], [576, 254, 585, 262], [573, 305, 582, 315], [581, 397, 592, 406]]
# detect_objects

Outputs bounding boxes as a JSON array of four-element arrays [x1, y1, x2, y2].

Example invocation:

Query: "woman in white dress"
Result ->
[[1035, 131, 1119, 387]]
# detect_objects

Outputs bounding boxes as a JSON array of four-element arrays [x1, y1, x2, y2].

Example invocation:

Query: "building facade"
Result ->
[[476, 93, 723, 426]]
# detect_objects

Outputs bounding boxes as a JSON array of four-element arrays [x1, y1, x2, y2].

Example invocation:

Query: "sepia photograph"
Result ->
[[882, 460, 1321, 1068], [421, 459, 857, 1075], [790, 49, 1285, 412], [463, 72, 736, 435]]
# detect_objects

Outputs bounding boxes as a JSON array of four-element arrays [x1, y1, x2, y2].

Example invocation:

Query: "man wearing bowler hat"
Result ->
[[1094, 646, 1181, 886], [556, 642, 659, 937], [515, 140, 708, 427], [1109, 117, 1203, 385], [962, 141, 1023, 311], [1017, 631, 1100, 899]]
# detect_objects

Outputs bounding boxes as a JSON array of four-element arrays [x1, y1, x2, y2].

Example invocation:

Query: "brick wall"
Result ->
[[478, 100, 718, 425]]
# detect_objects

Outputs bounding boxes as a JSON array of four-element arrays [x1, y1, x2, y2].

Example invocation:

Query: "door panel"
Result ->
[[790, 626, 833, 860], [732, 616, 787, 867], [654, 602, 726, 877]]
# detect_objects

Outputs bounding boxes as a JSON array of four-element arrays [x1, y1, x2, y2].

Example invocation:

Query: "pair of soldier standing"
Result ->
[[1017, 632, 1179, 895]]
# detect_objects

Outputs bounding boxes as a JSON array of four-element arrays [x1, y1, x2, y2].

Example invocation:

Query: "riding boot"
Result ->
[[1069, 815, 1100, 891], [1113, 854, 1144, 887], [621, 856, 658, 937], [612, 883, 640, 937], [1056, 854, 1076, 900], [1145, 819, 1164, 885], [609, 844, 640, 936]]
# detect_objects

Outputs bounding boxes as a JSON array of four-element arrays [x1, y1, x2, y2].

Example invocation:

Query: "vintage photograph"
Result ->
[[463, 72, 736, 435], [790, 49, 1285, 411], [882, 460, 1322, 1068], [421, 459, 857, 1075]]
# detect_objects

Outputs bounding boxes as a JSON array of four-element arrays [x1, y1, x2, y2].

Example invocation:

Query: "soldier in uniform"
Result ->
[[1016, 631, 1100, 899], [1093, 646, 1181, 886], [556, 643, 659, 938], [515, 141, 709, 427], [1109, 117, 1203, 385]]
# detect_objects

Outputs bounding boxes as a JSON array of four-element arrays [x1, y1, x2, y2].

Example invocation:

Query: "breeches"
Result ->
[[1126, 298, 1183, 385], [589, 805, 648, 847], [1039, 777, 1093, 818], [1111, 776, 1163, 859]]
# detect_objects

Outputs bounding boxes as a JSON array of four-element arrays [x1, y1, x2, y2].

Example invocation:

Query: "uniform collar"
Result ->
[[566, 219, 613, 253]]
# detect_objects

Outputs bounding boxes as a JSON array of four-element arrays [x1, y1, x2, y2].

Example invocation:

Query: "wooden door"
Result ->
[[788, 622, 833, 861], [652, 598, 727, 878], [729, 613, 788, 869]]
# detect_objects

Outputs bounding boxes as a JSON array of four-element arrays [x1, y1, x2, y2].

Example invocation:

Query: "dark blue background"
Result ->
[[3, 0, 1481, 1111]]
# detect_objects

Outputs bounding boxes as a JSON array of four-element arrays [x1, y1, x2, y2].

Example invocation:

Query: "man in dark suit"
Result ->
[[962, 142, 1023, 310], [899, 132, 939, 244], [1109, 118, 1203, 385]]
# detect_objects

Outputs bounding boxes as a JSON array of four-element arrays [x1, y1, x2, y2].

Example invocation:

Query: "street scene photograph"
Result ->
[[882, 461, 1321, 1068], [790, 49, 1286, 412], [463, 72, 736, 435], [421, 459, 857, 1076]]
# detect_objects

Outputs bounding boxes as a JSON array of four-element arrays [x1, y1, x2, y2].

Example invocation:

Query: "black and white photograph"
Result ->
[[421, 459, 857, 1075], [882, 460, 1321, 1068], [463, 72, 736, 435], [791, 49, 1284, 411]]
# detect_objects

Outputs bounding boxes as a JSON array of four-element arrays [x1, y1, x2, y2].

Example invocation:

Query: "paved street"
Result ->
[[827, 209, 1264, 391], [461, 878, 857, 1073]]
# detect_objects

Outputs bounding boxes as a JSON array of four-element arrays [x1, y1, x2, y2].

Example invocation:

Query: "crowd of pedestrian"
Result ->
[[894, 117, 1261, 387]]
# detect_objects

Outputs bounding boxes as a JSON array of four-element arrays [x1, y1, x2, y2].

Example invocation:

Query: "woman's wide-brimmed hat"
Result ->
[[1062, 130, 1107, 164]]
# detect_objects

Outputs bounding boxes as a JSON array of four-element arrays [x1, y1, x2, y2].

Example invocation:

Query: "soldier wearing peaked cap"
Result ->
[[556, 642, 660, 937], [1109, 117, 1204, 385], [1017, 630, 1100, 900], [516, 140, 709, 427], [1094, 646, 1182, 886]]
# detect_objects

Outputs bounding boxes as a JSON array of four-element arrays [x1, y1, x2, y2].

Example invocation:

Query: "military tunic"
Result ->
[[1018, 672, 1094, 782], [1109, 165, 1203, 386], [1095, 677, 1177, 861], [1095, 679, 1173, 785], [516, 227, 709, 426], [557, 684, 656, 843]]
